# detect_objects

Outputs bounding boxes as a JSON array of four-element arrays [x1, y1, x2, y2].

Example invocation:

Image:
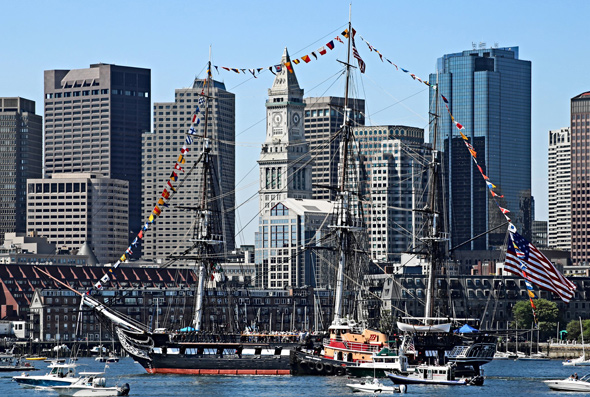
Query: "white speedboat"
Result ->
[[50, 371, 130, 396], [13, 362, 79, 388], [386, 363, 484, 386], [346, 377, 406, 394], [544, 374, 590, 392]]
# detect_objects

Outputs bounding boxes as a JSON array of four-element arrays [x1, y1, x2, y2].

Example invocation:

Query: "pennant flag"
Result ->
[[240, 69, 246, 74], [94, 281, 103, 290], [268, 66, 276, 75], [284, 61, 293, 73], [100, 274, 110, 284], [162, 189, 170, 199], [318, 47, 327, 55], [352, 39, 366, 73], [126, 246, 133, 255], [528, 290, 536, 299], [455, 121, 464, 130], [198, 97, 205, 105], [185, 136, 193, 145], [491, 191, 504, 198], [138, 230, 144, 239], [468, 148, 477, 158], [441, 95, 449, 103], [292, 59, 300, 65], [214, 66, 219, 73], [148, 214, 155, 223], [460, 131, 468, 140], [477, 165, 487, 178], [249, 68, 257, 78], [311, 52, 317, 59], [153, 205, 161, 216], [231, 68, 240, 73], [401, 68, 409, 73], [167, 180, 177, 192], [158, 198, 166, 206], [188, 126, 197, 135], [499, 207, 510, 214], [177, 154, 186, 164], [170, 171, 178, 181], [485, 181, 496, 189], [505, 231, 576, 303], [113, 260, 121, 268], [132, 237, 139, 246], [274, 64, 282, 73], [181, 145, 189, 154], [302, 55, 311, 63], [120, 253, 127, 262], [143, 222, 149, 231], [342, 28, 356, 38], [174, 163, 184, 172], [326, 40, 335, 50], [257, 68, 264, 73], [222, 67, 230, 71], [335, 36, 344, 43]]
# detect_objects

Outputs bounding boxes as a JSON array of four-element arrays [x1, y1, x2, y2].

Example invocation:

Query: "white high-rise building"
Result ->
[[256, 48, 328, 289], [353, 125, 428, 262], [548, 127, 571, 250], [26, 173, 128, 264], [142, 79, 236, 263]]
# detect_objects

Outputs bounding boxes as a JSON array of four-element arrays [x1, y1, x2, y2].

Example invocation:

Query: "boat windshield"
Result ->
[[580, 374, 590, 382]]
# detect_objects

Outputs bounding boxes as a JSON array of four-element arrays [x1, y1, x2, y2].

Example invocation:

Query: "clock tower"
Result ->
[[258, 48, 312, 215]]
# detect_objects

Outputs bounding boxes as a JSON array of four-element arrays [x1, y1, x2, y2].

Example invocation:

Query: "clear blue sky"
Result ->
[[2, 0, 588, 246]]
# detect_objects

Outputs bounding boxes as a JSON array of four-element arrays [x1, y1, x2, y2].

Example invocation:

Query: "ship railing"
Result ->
[[447, 345, 470, 358], [323, 338, 381, 353]]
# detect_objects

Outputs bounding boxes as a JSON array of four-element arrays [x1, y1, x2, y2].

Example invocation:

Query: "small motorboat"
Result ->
[[346, 377, 407, 393], [544, 374, 590, 392], [25, 356, 47, 361], [0, 355, 37, 372], [386, 363, 484, 386], [13, 362, 79, 388], [49, 371, 130, 396]]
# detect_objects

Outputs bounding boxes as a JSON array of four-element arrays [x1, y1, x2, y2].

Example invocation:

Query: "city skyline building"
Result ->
[[429, 46, 532, 250], [43, 63, 151, 252], [548, 127, 571, 251], [142, 78, 236, 263], [352, 125, 428, 262], [0, 97, 42, 246], [26, 173, 128, 264], [303, 96, 365, 201], [570, 92, 590, 265]]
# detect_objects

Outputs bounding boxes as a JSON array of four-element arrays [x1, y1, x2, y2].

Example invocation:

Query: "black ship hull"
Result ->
[[118, 328, 294, 375], [289, 350, 348, 376]]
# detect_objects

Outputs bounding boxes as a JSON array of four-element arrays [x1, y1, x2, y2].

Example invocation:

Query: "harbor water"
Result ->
[[1, 357, 582, 396]]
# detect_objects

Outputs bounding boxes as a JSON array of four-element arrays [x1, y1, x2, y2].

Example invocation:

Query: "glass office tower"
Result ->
[[429, 47, 532, 250]]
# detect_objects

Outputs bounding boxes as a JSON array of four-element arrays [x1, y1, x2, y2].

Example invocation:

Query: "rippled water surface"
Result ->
[[1, 357, 582, 396]]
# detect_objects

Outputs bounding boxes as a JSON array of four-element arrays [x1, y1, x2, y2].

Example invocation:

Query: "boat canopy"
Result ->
[[397, 322, 451, 333], [455, 324, 479, 333]]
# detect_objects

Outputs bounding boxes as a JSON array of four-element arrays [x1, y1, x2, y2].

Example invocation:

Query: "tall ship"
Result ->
[[290, 15, 496, 377], [79, 56, 300, 375]]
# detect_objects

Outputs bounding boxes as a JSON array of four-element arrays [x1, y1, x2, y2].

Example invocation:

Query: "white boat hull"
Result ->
[[544, 379, 590, 392], [51, 386, 128, 397], [346, 380, 405, 394]]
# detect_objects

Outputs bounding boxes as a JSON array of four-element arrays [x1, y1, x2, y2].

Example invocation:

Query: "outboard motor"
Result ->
[[120, 383, 131, 396]]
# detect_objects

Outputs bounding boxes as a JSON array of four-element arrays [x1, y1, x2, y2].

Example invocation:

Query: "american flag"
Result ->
[[352, 38, 366, 74], [505, 231, 576, 303]]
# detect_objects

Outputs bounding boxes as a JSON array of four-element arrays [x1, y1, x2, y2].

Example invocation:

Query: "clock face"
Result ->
[[292, 113, 300, 125], [273, 113, 283, 125]]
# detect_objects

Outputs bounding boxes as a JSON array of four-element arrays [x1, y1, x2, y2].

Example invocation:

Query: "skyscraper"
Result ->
[[303, 96, 364, 200], [0, 97, 42, 246], [352, 125, 428, 262], [142, 78, 236, 263], [429, 47, 532, 250], [258, 49, 311, 215], [548, 127, 571, 251], [44, 64, 150, 253], [27, 173, 128, 264], [255, 48, 324, 289], [570, 92, 590, 265]]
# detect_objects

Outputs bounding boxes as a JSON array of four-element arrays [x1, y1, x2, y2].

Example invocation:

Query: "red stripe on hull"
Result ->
[[145, 368, 290, 375]]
